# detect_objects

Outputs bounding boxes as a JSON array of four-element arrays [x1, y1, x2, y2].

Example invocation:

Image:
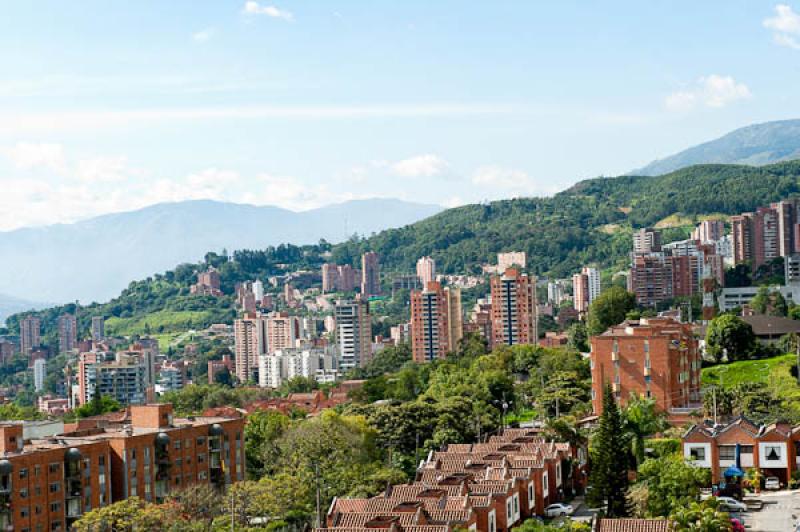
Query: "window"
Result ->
[[196, 437, 206, 446], [20, 507, 29, 517], [49, 482, 60, 493], [764, 445, 782, 461], [185, 439, 191, 448], [740, 445, 754, 454], [49, 502, 60, 512], [48, 463, 60, 474], [20, 488, 28, 499], [719, 446, 736, 461], [34, 465, 41, 477], [174, 441, 181, 450], [35, 505, 42, 515], [99, 456, 105, 466], [19, 468, 28, 479], [198, 453, 206, 464], [689, 447, 706, 461]]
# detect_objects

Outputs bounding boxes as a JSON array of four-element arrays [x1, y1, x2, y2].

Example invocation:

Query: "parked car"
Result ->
[[544, 503, 574, 517], [764, 477, 780, 490], [716, 496, 747, 513]]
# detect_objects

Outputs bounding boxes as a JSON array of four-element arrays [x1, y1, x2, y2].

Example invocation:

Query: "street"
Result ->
[[746, 490, 800, 532]]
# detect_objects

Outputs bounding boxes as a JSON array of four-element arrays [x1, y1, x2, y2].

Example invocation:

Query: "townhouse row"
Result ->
[[318, 428, 585, 532], [683, 416, 800, 485], [0, 403, 245, 532]]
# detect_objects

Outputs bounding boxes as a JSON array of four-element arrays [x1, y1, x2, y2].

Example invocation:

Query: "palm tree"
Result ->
[[622, 394, 669, 466]]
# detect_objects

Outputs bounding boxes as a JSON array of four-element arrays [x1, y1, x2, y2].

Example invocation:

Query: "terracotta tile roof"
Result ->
[[467, 495, 492, 508], [597, 518, 674, 532], [332, 512, 418, 528], [330, 498, 370, 514], [426, 509, 472, 524]]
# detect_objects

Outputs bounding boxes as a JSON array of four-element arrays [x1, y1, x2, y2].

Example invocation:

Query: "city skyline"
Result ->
[[0, 1, 799, 230]]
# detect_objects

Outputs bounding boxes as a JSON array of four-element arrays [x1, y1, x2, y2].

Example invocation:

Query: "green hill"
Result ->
[[9, 160, 800, 343]]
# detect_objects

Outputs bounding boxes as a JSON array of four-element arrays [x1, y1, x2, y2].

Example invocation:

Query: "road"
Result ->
[[746, 490, 800, 531]]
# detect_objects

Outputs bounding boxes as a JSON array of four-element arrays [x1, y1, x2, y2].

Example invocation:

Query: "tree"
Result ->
[[705, 314, 757, 362], [73, 394, 121, 419], [588, 384, 630, 517], [587, 286, 636, 336], [636, 455, 711, 517], [749, 286, 770, 314], [622, 394, 669, 466], [567, 322, 589, 352], [244, 410, 291, 479], [72, 497, 177, 531], [670, 500, 732, 532]]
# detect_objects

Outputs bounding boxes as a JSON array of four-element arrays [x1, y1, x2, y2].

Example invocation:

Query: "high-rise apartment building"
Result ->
[[233, 313, 268, 383], [58, 314, 78, 354], [91, 316, 105, 342], [632, 228, 662, 255], [572, 267, 600, 314], [410, 281, 463, 363], [546, 280, 568, 305], [77, 351, 150, 406], [692, 220, 725, 243], [590, 317, 701, 415], [266, 312, 303, 354], [334, 299, 372, 370], [731, 207, 780, 268], [489, 268, 538, 347], [19, 316, 41, 355], [361, 252, 381, 296], [416, 256, 437, 286], [33, 358, 46, 392], [629, 254, 674, 308], [321, 264, 357, 293]]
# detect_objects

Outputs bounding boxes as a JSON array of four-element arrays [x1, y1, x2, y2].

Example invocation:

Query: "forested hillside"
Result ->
[[9, 161, 800, 340]]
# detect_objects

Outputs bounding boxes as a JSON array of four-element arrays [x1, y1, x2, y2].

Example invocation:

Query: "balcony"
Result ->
[[643, 367, 651, 377], [612, 383, 620, 392], [611, 352, 619, 362]]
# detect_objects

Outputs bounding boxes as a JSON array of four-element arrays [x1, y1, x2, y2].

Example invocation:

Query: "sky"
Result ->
[[0, 1, 799, 231]]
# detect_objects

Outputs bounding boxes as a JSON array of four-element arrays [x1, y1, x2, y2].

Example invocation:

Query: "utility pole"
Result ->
[[229, 488, 235, 532], [712, 387, 717, 426]]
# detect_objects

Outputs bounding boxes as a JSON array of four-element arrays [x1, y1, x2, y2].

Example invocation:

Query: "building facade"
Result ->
[[410, 282, 463, 363], [361, 252, 381, 297], [572, 267, 600, 314], [590, 318, 701, 419], [91, 317, 105, 342], [233, 314, 268, 383], [489, 268, 538, 348], [57, 314, 78, 354], [334, 299, 372, 370], [20, 316, 41, 355], [416, 256, 436, 286]]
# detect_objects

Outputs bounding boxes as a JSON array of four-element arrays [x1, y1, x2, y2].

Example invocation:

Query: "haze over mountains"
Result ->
[[0, 198, 441, 310], [633, 119, 800, 176]]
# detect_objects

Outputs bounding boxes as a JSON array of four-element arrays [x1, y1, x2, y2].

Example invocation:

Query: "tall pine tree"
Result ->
[[589, 383, 630, 517]]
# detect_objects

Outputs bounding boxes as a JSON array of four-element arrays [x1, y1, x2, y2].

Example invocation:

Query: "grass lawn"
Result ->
[[701, 353, 796, 387], [106, 310, 213, 338]]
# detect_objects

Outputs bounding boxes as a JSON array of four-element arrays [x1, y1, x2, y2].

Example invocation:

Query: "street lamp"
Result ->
[[493, 395, 513, 434]]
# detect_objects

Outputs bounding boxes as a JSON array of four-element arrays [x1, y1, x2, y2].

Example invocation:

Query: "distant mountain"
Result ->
[[633, 119, 800, 176], [0, 294, 47, 326], [0, 199, 441, 304]]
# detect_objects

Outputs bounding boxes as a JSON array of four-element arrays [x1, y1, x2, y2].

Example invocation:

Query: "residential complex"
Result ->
[[489, 268, 538, 348], [589, 317, 701, 419], [410, 281, 463, 363], [361, 252, 381, 297], [0, 404, 244, 531], [319, 428, 580, 532], [728, 198, 800, 268], [334, 299, 372, 370], [632, 228, 661, 255], [90, 317, 105, 342], [20, 316, 41, 355], [258, 348, 339, 388], [416, 256, 436, 286], [57, 314, 78, 354], [190, 267, 223, 297], [572, 267, 599, 314], [322, 263, 357, 293], [233, 313, 268, 383], [496, 251, 527, 271], [76, 350, 154, 407]]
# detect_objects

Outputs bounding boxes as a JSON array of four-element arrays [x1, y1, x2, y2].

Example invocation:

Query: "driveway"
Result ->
[[745, 490, 800, 531]]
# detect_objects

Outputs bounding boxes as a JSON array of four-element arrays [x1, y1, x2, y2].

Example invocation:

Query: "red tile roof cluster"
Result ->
[[318, 428, 583, 532]]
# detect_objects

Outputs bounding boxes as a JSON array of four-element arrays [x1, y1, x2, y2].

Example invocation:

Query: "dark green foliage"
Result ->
[[587, 286, 636, 336], [705, 314, 757, 362], [589, 384, 630, 517]]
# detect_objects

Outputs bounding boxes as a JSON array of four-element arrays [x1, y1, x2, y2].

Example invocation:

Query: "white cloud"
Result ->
[[3, 142, 67, 172], [391, 154, 449, 177], [764, 4, 800, 37], [243, 1, 293, 21], [192, 28, 215, 42], [665, 75, 751, 111], [74, 156, 133, 183], [0, 104, 514, 133], [470, 165, 559, 197]]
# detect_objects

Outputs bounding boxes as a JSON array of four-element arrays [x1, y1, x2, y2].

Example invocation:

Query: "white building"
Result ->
[[258, 348, 338, 388], [252, 279, 264, 302], [33, 358, 46, 392], [497, 251, 527, 271], [718, 285, 800, 312]]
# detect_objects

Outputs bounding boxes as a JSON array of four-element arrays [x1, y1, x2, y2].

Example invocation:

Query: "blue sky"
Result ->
[[0, 1, 799, 230]]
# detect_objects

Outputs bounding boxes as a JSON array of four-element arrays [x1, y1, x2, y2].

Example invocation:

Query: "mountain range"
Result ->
[[633, 119, 800, 176], [0, 199, 441, 307]]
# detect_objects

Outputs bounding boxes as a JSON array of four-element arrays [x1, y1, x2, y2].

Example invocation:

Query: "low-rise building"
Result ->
[[0, 404, 244, 531]]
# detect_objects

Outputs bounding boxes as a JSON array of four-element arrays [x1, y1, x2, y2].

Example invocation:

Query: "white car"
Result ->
[[764, 477, 780, 490], [544, 503, 574, 517], [716, 496, 747, 512]]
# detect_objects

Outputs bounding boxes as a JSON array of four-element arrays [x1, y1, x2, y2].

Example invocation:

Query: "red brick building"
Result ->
[[0, 404, 244, 531], [590, 318, 701, 419], [683, 416, 800, 486]]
